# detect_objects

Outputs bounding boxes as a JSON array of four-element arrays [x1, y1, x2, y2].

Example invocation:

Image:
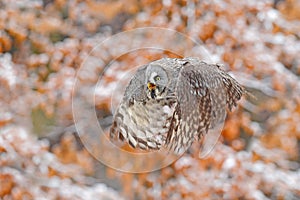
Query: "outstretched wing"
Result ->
[[165, 58, 243, 154], [219, 69, 244, 111]]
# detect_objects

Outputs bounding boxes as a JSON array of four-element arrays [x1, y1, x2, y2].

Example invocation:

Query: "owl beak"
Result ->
[[147, 82, 156, 90]]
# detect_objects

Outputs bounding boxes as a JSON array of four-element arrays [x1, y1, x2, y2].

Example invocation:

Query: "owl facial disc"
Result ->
[[146, 67, 168, 99]]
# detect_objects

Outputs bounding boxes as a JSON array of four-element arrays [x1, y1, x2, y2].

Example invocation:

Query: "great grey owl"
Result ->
[[110, 57, 244, 153]]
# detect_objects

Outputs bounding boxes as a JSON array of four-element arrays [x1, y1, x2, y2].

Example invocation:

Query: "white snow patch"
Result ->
[[222, 156, 236, 170], [174, 156, 194, 169], [0, 53, 16, 87]]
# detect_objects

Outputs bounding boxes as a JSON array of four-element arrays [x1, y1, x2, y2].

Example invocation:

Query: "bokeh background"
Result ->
[[0, 0, 300, 199]]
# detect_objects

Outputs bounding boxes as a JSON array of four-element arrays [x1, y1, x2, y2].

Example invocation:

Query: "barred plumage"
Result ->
[[110, 57, 244, 154]]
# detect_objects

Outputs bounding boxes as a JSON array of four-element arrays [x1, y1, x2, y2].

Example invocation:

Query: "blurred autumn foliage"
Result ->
[[0, 0, 300, 199]]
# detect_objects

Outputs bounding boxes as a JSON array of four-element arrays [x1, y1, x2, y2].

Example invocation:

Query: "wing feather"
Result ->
[[166, 58, 231, 153]]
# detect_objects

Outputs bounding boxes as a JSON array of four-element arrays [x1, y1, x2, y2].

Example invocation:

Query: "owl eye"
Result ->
[[154, 76, 160, 81]]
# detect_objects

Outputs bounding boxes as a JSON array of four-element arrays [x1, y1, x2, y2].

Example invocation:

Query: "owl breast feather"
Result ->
[[111, 97, 177, 150]]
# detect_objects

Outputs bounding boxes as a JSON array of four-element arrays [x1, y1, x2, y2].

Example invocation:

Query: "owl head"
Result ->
[[145, 64, 169, 99]]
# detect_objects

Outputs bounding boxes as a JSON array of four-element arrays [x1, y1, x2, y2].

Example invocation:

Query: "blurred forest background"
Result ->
[[1, 0, 300, 199]]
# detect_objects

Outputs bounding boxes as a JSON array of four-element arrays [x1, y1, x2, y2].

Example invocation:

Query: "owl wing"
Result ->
[[110, 65, 146, 144], [166, 59, 243, 153], [122, 65, 147, 102]]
